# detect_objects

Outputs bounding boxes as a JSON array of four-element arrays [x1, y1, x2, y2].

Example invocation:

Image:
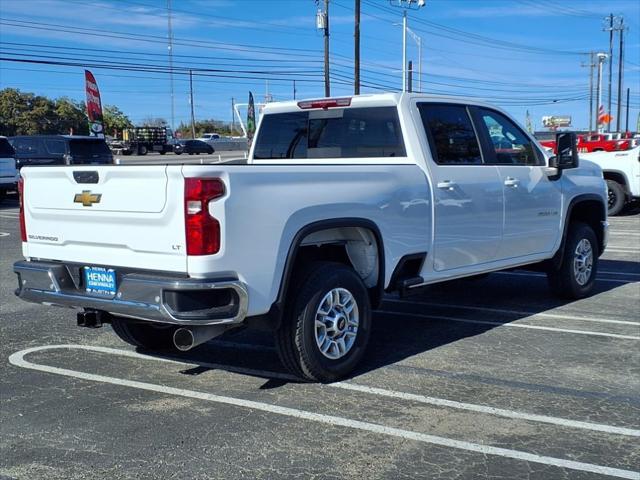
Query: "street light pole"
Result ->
[[390, 0, 425, 92], [402, 9, 407, 92], [406, 27, 422, 92], [596, 52, 607, 133]]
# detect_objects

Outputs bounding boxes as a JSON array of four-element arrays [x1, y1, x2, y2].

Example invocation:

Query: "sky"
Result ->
[[0, 0, 639, 132]]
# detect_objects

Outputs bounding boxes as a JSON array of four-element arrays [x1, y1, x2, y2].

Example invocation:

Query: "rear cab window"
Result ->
[[417, 103, 482, 165], [253, 106, 406, 160]]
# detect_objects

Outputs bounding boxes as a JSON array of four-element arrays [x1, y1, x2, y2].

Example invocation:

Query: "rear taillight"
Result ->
[[297, 97, 351, 109], [184, 178, 225, 255], [18, 176, 26, 242]]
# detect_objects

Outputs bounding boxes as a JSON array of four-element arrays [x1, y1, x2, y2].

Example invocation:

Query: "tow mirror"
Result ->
[[549, 132, 579, 170]]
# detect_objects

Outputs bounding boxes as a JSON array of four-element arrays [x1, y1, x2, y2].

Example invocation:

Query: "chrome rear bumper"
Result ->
[[14, 260, 248, 326]]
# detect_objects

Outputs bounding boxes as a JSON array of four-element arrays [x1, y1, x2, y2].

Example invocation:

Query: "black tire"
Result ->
[[606, 179, 626, 216], [275, 262, 372, 383], [111, 317, 177, 351], [0, 190, 6, 202], [175, 151, 182, 155], [160, 151, 166, 155], [547, 222, 598, 299], [138, 145, 148, 156]]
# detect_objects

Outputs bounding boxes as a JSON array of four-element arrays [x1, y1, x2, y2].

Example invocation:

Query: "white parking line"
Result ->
[[383, 299, 640, 327], [332, 383, 640, 437], [0, 232, 10, 237], [494, 271, 634, 284], [9, 345, 640, 480], [377, 310, 640, 340]]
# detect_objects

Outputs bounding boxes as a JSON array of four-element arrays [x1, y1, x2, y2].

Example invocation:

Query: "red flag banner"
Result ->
[[85, 70, 104, 137], [597, 105, 612, 126]]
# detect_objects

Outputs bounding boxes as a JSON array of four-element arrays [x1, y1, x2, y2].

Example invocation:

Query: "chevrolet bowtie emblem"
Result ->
[[74, 190, 102, 207]]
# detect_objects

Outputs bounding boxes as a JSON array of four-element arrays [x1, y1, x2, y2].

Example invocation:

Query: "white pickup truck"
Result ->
[[14, 93, 609, 382], [580, 146, 640, 216]]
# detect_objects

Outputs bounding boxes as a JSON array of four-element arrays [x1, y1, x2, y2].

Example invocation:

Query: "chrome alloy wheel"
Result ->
[[314, 288, 359, 360], [573, 238, 594, 286]]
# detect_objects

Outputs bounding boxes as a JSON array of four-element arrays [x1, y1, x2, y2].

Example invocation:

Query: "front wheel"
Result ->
[[606, 179, 626, 216], [547, 222, 598, 299], [111, 317, 177, 351], [275, 262, 371, 382]]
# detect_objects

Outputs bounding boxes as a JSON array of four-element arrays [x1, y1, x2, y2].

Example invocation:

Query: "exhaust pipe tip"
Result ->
[[173, 325, 228, 352], [173, 328, 195, 352]]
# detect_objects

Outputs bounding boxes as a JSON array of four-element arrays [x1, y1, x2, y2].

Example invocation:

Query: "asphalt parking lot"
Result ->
[[0, 196, 638, 480]]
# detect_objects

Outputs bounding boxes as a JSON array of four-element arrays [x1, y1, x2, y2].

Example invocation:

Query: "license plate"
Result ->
[[84, 266, 117, 296]]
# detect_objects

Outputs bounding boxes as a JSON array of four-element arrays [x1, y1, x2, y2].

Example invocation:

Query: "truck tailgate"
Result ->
[[21, 165, 187, 272]]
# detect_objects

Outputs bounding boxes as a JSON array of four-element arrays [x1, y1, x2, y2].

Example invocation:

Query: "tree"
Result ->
[[140, 116, 168, 127], [103, 105, 133, 136], [0, 88, 131, 137], [0, 88, 57, 135], [54, 97, 88, 135]]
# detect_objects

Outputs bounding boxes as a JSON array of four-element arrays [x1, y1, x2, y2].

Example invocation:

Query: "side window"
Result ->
[[45, 139, 66, 155], [418, 104, 482, 165], [479, 109, 543, 166], [12, 138, 38, 155], [0, 138, 15, 157]]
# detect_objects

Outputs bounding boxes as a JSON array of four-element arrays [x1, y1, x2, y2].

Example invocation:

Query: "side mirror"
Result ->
[[549, 132, 579, 169]]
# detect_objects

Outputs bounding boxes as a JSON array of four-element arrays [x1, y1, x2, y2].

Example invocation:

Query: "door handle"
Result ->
[[437, 180, 456, 190], [504, 177, 519, 188]]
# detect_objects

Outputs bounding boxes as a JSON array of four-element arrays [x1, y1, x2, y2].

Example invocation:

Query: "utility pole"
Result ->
[[167, 0, 175, 131], [316, 1, 330, 96], [605, 13, 614, 132], [231, 97, 235, 135], [354, 0, 360, 95], [616, 17, 624, 132], [189, 69, 196, 139], [624, 88, 630, 132], [596, 52, 607, 133], [293, 80, 297, 99], [407, 60, 413, 93], [324, 0, 330, 96], [581, 53, 596, 132]]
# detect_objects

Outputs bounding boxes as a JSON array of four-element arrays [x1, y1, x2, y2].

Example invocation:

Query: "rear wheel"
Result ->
[[275, 262, 371, 382], [547, 222, 598, 299], [606, 179, 626, 216], [111, 317, 177, 351]]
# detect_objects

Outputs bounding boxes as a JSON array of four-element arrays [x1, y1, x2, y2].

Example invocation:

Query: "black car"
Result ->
[[174, 140, 214, 155], [9, 135, 113, 169]]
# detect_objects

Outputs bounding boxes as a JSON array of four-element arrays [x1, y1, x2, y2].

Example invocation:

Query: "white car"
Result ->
[[0, 136, 18, 200], [14, 93, 608, 382], [580, 146, 640, 215]]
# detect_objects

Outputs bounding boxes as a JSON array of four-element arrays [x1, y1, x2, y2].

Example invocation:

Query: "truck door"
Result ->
[[473, 107, 562, 259], [417, 103, 503, 271]]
